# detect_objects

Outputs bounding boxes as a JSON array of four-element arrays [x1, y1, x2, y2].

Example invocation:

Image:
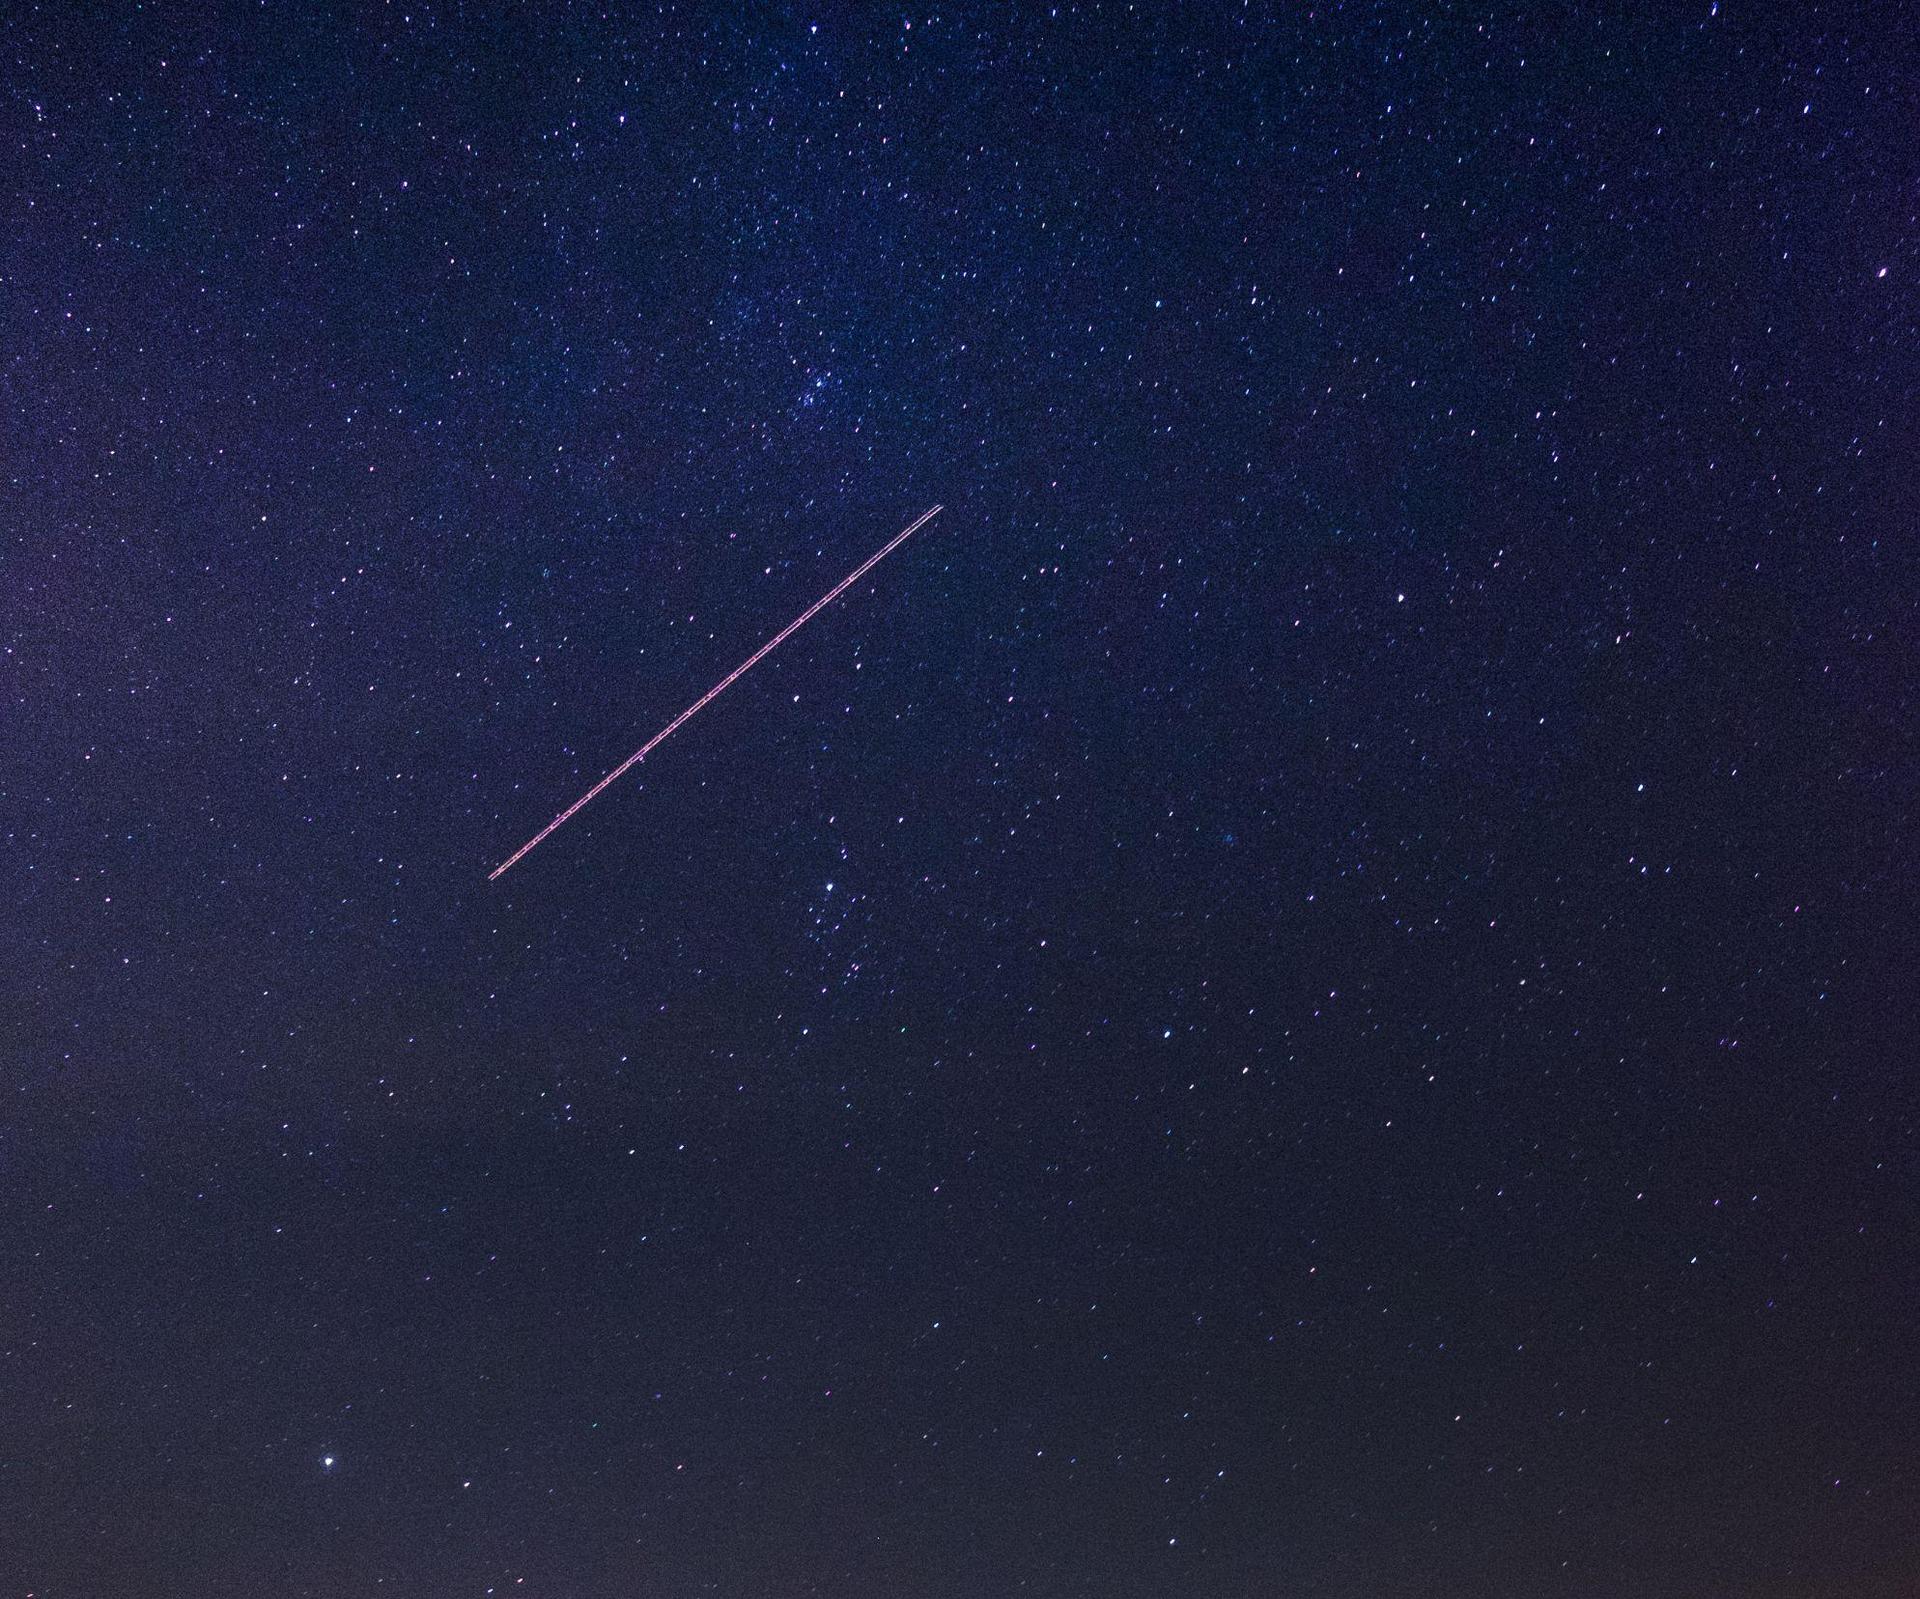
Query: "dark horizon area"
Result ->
[[3, 4, 1916, 1596]]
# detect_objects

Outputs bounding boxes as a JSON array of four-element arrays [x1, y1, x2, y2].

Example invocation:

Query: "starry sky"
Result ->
[[4, 5, 1916, 1597]]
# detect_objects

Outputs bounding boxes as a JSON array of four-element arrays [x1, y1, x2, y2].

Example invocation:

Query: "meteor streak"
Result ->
[[488, 504, 943, 881]]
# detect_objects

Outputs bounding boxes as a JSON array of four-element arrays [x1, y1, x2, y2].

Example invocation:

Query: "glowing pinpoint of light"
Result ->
[[488, 504, 943, 881]]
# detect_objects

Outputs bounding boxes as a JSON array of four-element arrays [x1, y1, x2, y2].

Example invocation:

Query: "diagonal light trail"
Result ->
[[488, 504, 943, 881]]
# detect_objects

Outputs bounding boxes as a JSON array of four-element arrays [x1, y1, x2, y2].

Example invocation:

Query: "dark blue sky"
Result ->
[[4, 5, 1915, 1596]]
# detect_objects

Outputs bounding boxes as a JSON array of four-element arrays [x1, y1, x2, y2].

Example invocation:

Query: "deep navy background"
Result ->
[[3, 4, 1916, 1596]]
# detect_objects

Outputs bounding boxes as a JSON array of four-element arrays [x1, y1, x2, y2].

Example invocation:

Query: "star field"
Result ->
[[3, 5, 1916, 1597]]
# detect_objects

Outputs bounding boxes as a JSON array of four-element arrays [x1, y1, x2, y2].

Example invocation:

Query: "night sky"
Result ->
[[5, 5, 1917, 1597]]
